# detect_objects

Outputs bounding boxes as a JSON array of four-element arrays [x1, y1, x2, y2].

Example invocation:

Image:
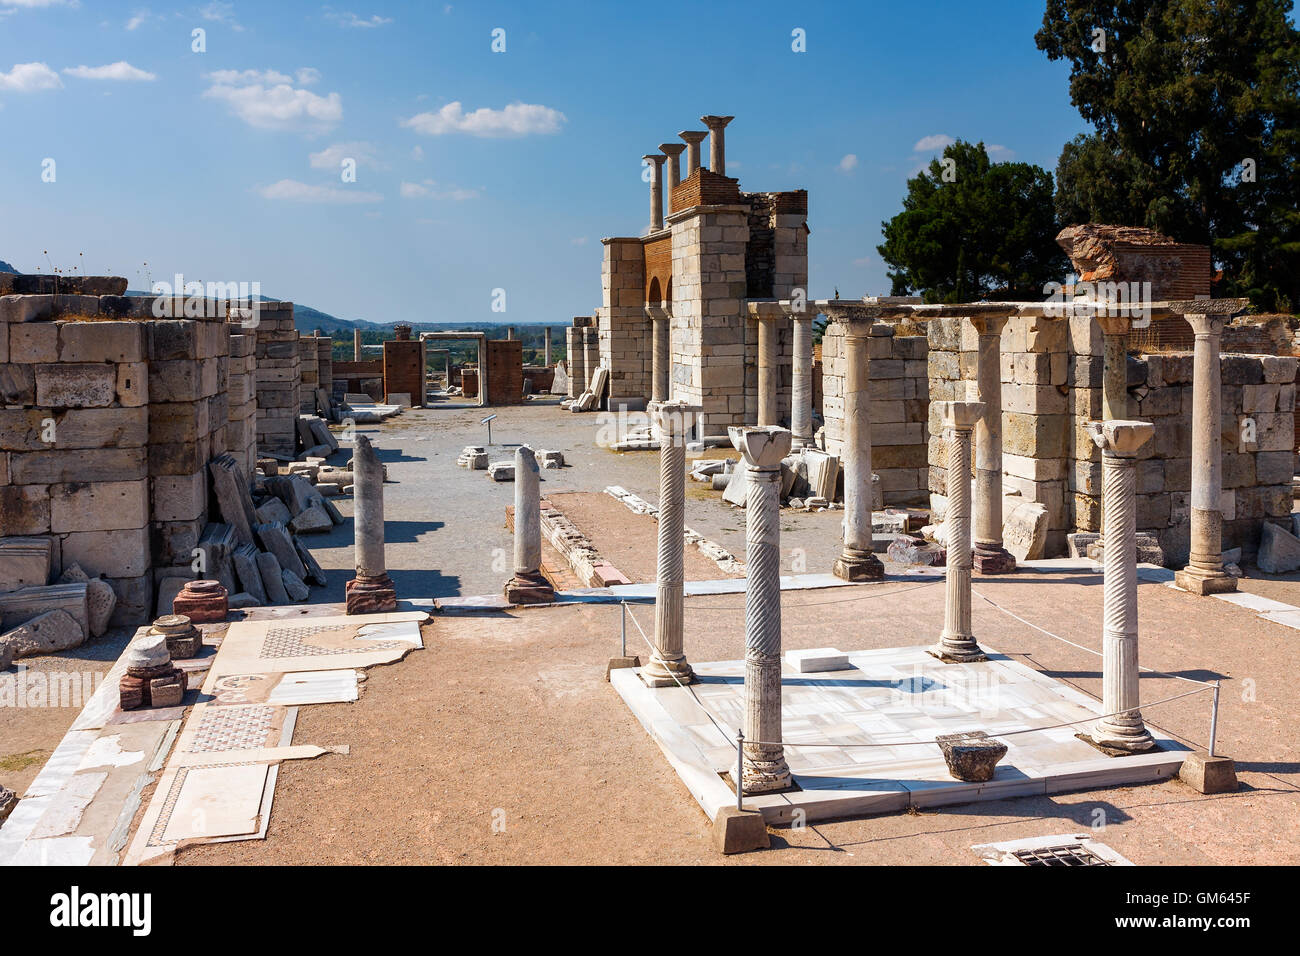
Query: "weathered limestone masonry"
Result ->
[[589, 116, 808, 432], [822, 319, 929, 505], [298, 332, 319, 413], [0, 282, 233, 625], [314, 332, 333, 398], [253, 301, 299, 459], [226, 329, 258, 477], [929, 312, 1073, 556], [564, 321, 585, 399]]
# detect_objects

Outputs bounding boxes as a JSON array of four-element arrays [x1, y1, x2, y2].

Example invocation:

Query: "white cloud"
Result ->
[[838, 153, 858, 172], [64, 61, 156, 81], [1, 0, 79, 7], [295, 67, 321, 86], [410, 145, 424, 160], [0, 61, 62, 92], [913, 134, 955, 152], [125, 9, 148, 29], [258, 179, 382, 203], [309, 141, 383, 170], [400, 179, 480, 201], [326, 10, 392, 28], [401, 101, 565, 138], [986, 144, 1015, 160], [204, 68, 342, 131], [853, 256, 871, 267], [200, 1, 241, 28]]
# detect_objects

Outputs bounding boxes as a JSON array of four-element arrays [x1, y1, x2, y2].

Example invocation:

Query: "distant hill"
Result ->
[[0, 260, 18, 273]]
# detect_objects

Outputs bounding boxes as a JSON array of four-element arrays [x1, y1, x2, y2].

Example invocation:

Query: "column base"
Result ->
[[833, 548, 885, 582], [1174, 566, 1237, 596], [1078, 720, 1156, 755], [973, 546, 1017, 575], [734, 755, 794, 795], [504, 570, 555, 605], [927, 637, 988, 664], [639, 654, 696, 688], [791, 435, 815, 450], [345, 574, 397, 615]]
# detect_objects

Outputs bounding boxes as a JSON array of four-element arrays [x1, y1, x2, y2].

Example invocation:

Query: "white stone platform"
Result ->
[[611, 644, 1190, 824]]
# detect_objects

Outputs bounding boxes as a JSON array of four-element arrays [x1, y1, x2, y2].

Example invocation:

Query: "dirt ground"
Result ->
[[181, 568, 1300, 866]]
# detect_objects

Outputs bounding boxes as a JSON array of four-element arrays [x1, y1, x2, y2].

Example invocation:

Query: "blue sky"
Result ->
[[0, 0, 1089, 324]]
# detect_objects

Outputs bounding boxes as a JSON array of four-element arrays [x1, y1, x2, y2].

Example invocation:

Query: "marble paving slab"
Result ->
[[612, 644, 1190, 825]]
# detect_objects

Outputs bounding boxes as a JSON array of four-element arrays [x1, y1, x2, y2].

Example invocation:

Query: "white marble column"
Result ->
[[785, 302, 814, 448], [1174, 312, 1238, 596], [643, 403, 699, 687], [823, 304, 885, 581], [1087, 419, 1155, 752], [930, 401, 986, 662], [679, 130, 707, 177], [346, 434, 397, 614], [644, 153, 666, 232], [701, 115, 734, 175], [647, 304, 670, 405], [970, 311, 1016, 573], [504, 445, 555, 604], [731, 425, 793, 793], [746, 302, 782, 426], [543, 326, 552, 367]]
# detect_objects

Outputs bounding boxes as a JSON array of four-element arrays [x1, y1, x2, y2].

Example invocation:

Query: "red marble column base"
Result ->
[[504, 570, 555, 605], [346, 573, 398, 614], [973, 546, 1017, 574]]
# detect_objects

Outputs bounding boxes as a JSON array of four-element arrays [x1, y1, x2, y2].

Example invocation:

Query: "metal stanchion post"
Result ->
[[735, 730, 744, 811], [620, 602, 626, 658], [1209, 680, 1220, 757]]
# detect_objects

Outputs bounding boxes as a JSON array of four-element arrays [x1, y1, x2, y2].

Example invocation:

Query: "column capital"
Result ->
[[700, 114, 734, 131], [778, 297, 815, 319], [651, 401, 701, 440], [968, 312, 1011, 336], [658, 142, 685, 159], [1095, 314, 1133, 337], [1088, 420, 1154, 458], [745, 300, 785, 321], [938, 400, 985, 431], [678, 130, 708, 146], [1183, 312, 1225, 337], [645, 303, 669, 319], [729, 425, 791, 470], [642, 152, 666, 169]]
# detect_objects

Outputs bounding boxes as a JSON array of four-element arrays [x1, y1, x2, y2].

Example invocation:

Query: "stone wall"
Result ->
[[822, 322, 929, 505], [298, 334, 319, 413], [600, 237, 648, 408], [927, 312, 1296, 560], [0, 292, 232, 624], [253, 302, 298, 458], [226, 329, 258, 478]]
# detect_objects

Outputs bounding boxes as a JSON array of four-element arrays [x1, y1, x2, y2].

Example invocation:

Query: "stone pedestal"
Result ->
[[822, 304, 885, 581], [731, 425, 794, 794], [642, 403, 699, 687], [930, 401, 987, 662], [504, 445, 555, 605], [150, 614, 202, 659], [119, 633, 186, 711], [1084, 420, 1156, 753], [346, 434, 397, 614], [1174, 313, 1238, 596], [970, 312, 1016, 574], [171, 580, 228, 624]]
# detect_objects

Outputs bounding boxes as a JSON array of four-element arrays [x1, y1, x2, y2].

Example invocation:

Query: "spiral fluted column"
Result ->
[[643, 403, 698, 687], [1086, 420, 1155, 753], [930, 401, 986, 662], [732, 425, 793, 794]]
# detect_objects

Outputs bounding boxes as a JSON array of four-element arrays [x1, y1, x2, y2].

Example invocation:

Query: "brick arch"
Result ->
[[647, 276, 663, 307], [642, 235, 672, 305]]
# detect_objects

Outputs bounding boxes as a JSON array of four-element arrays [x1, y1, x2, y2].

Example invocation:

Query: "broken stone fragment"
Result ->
[[0, 786, 17, 823], [281, 568, 310, 602], [1257, 521, 1300, 574], [85, 578, 117, 637], [255, 497, 294, 525], [256, 551, 290, 605], [487, 461, 516, 481], [289, 503, 332, 535], [232, 544, 268, 605], [0, 608, 84, 659], [228, 591, 261, 609], [936, 731, 1007, 782]]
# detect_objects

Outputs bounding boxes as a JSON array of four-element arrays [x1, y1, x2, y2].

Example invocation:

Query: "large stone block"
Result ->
[[61, 527, 149, 578], [50, 479, 148, 533], [8, 447, 145, 485], [8, 323, 58, 363], [152, 472, 208, 522], [0, 537, 53, 592], [1002, 412, 1069, 459], [58, 320, 145, 363], [0, 582, 89, 638], [35, 363, 115, 408]]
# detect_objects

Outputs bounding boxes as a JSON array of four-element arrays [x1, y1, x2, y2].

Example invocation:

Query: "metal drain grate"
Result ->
[[972, 833, 1135, 866], [1011, 843, 1110, 866]]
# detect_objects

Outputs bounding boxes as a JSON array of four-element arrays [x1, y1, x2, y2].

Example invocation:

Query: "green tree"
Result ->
[[1036, 0, 1300, 313], [877, 140, 1066, 303]]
